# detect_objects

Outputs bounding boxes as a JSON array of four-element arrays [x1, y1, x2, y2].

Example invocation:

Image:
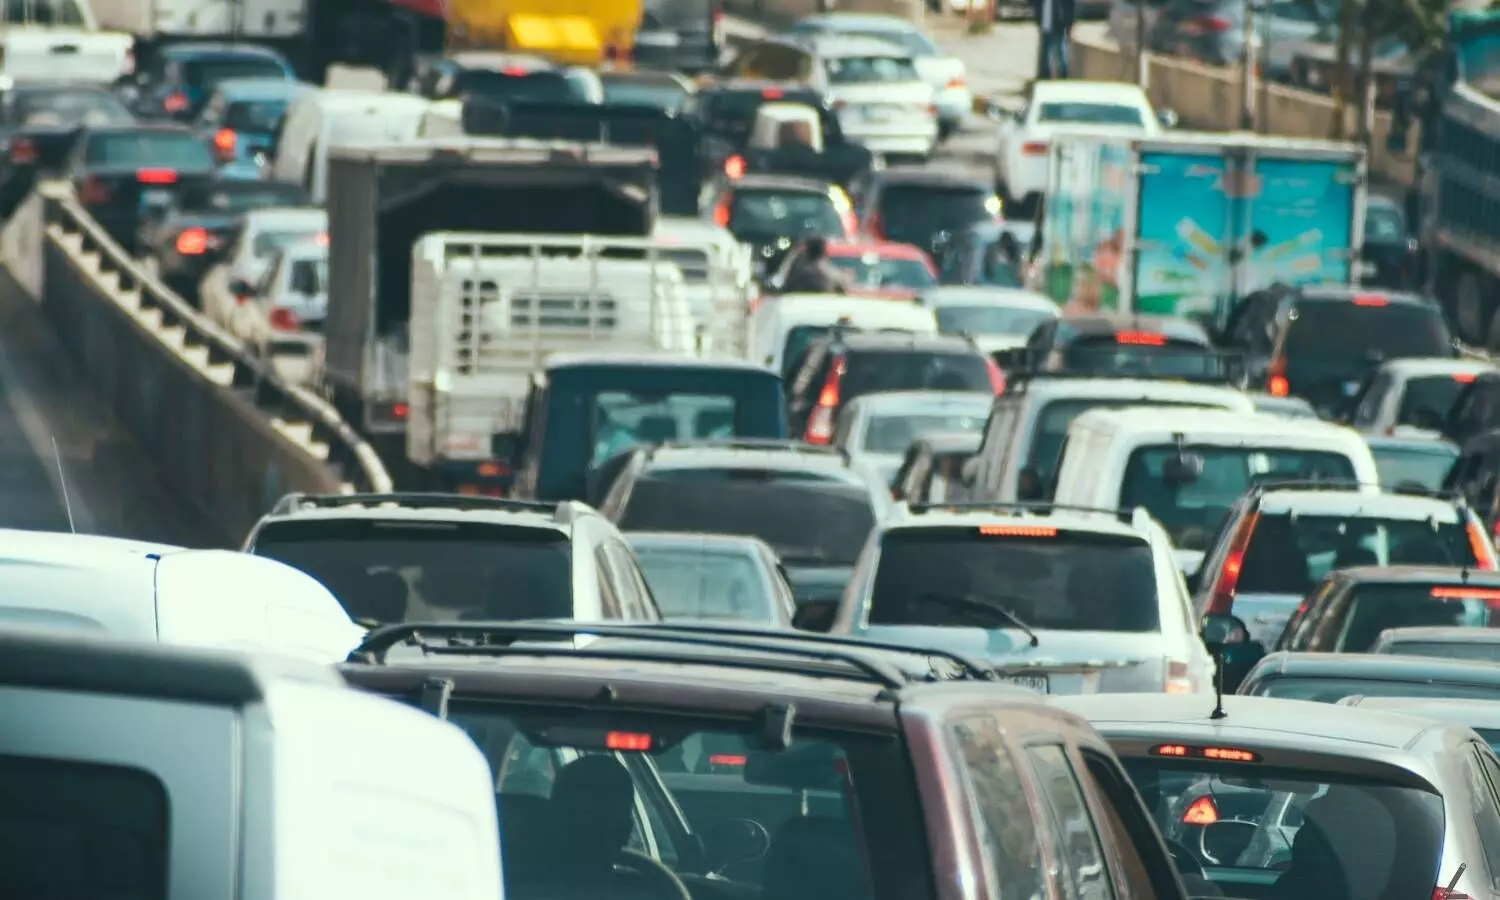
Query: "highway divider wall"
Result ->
[[722, 0, 925, 31], [1071, 34, 1419, 188], [11, 182, 391, 545]]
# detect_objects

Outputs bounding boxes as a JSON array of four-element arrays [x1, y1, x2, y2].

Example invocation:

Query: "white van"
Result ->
[[271, 89, 432, 201], [1049, 407, 1381, 569], [0, 627, 504, 900], [750, 293, 938, 378], [0, 530, 365, 662]]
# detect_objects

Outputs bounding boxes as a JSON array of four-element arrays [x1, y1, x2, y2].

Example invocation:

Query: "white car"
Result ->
[[232, 241, 328, 384], [788, 13, 971, 137], [200, 206, 325, 332], [815, 33, 939, 159], [918, 284, 1060, 355], [996, 80, 1163, 211]]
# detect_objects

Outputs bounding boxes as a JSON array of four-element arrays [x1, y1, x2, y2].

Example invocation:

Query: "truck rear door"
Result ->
[[1131, 147, 1234, 319], [1237, 151, 1360, 302]]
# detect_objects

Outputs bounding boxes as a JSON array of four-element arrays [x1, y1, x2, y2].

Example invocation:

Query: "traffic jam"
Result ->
[[0, 0, 1494, 894]]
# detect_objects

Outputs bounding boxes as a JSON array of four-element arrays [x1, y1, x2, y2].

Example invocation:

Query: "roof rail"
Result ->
[[1247, 479, 1467, 506], [272, 492, 584, 522], [649, 438, 841, 455], [997, 347, 1247, 391], [347, 621, 995, 690], [906, 500, 1131, 518]]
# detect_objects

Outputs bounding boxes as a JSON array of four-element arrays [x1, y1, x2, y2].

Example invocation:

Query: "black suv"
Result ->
[[851, 166, 1003, 254], [340, 621, 1193, 900]]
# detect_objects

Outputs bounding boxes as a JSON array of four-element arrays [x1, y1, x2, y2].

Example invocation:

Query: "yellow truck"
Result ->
[[444, 0, 644, 66]]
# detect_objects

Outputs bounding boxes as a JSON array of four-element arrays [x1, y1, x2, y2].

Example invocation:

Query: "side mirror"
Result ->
[[1156, 108, 1180, 129], [792, 600, 837, 633], [1161, 452, 1205, 487], [1200, 613, 1265, 694]]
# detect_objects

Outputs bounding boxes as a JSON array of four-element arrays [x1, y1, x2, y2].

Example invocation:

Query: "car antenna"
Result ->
[[51, 436, 75, 533], [1210, 646, 1227, 720]]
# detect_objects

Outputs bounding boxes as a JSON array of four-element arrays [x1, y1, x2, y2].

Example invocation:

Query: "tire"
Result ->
[[1455, 270, 1492, 347]]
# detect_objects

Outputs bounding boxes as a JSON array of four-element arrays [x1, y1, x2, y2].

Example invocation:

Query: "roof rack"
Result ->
[[271, 492, 587, 523], [348, 621, 1000, 690], [997, 347, 1247, 391]]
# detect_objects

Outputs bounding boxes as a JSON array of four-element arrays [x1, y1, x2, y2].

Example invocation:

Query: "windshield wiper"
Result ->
[[914, 593, 1041, 647]]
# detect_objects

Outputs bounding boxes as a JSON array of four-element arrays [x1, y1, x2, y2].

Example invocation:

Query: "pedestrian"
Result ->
[[780, 236, 848, 294], [1032, 0, 1075, 80]]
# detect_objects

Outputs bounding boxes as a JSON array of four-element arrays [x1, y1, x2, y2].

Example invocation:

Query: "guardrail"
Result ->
[[1070, 34, 1419, 189], [22, 181, 391, 545]]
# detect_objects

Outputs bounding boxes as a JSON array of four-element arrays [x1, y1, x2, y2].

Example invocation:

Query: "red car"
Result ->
[[774, 240, 938, 299]]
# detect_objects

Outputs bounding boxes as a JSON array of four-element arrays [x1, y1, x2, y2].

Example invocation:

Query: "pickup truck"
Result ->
[[0, 0, 133, 83]]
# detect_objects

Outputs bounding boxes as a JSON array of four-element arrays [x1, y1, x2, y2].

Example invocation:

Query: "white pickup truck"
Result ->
[[0, 0, 133, 83]]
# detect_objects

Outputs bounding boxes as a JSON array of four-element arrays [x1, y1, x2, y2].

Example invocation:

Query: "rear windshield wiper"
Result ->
[[913, 593, 1040, 647]]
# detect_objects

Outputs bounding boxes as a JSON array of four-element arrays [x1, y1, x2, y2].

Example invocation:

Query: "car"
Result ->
[[1053, 692, 1488, 900], [851, 166, 1003, 254], [785, 13, 971, 136], [0, 528, 363, 660], [785, 330, 1002, 444], [598, 68, 697, 111], [1360, 192, 1420, 289], [242, 492, 664, 627], [771, 239, 937, 299], [0, 80, 134, 216], [1277, 564, 1500, 656], [191, 77, 313, 180], [692, 79, 830, 156], [1341, 696, 1500, 752], [137, 178, 311, 298], [632, 0, 721, 74], [0, 627, 504, 900], [1194, 486, 1495, 650], [66, 123, 220, 253], [1239, 650, 1500, 702], [831, 389, 993, 484], [932, 219, 1032, 288], [967, 369, 1257, 506], [338, 620, 1195, 900], [129, 42, 296, 122], [705, 173, 855, 277], [1363, 431, 1459, 492], [1253, 286, 1456, 418], [598, 439, 886, 606], [199, 205, 325, 326], [269, 88, 432, 202], [1246, 391, 1319, 418], [1147, 0, 1331, 76], [813, 501, 1213, 695], [1347, 357, 1496, 434], [407, 51, 552, 98], [1369, 624, 1500, 662], [231, 240, 328, 384], [1010, 312, 1225, 379], [891, 430, 984, 504], [918, 284, 1060, 356], [512, 353, 789, 503], [995, 80, 1163, 213], [749, 295, 939, 378], [625, 531, 798, 627], [715, 94, 877, 192]]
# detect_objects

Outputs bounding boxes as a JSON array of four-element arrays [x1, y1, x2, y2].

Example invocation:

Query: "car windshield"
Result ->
[[1119, 448, 1360, 550], [250, 519, 573, 624], [601, 78, 690, 111], [864, 410, 988, 454], [1287, 301, 1452, 364], [1364, 205, 1406, 242], [617, 480, 875, 567], [1249, 675, 1500, 702], [867, 527, 1160, 632], [1120, 756, 1444, 900], [437, 702, 926, 900], [1380, 639, 1500, 662], [251, 227, 322, 259], [630, 545, 776, 622], [822, 55, 919, 84], [181, 57, 287, 89], [0, 0, 83, 24], [839, 351, 992, 402], [180, 185, 308, 214], [12, 90, 130, 127], [728, 190, 844, 241], [84, 132, 216, 169], [1026, 398, 1218, 486], [1059, 336, 1223, 379], [1370, 443, 1457, 492], [224, 98, 291, 133], [879, 186, 994, 239], [827, 254, 935, 290], [1396, 375, 1472, 429], [1233, 512, 1477, 596], [1335, 583, 1500, 651], [590, 391, 738, 467], [935, 304, 1056, 337], [1036, 101, 1144, 126]]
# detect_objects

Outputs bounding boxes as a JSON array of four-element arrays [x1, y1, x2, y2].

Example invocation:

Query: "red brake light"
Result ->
[[713, 202, 730, 227], [605, 731, 652, 751], [1152, 744, 1261, 761], [1181, 796, 1218, 825], [1455, 372, 1478, 383], [1352, 294, 1389, 307], [1021, 141, 1048, 156], [725, 154, 746, 180], [136, 168, 177, 184], [175, 227, 208, 255], [163, 92, 189, 112], [761, 87, 783, 99], [1154, 744, 1189, 756], [1116, 330, 1167, 346], [212, 127, 236, 162], [985, 357, 1006, 394], [1267, 356, 1289, 397], [978, 525, 1057, 537], [1469, 519, 1499, 571], [1204, 747, 1259, 762], [804, 355, 845, 444], [392, 402, 409, 419], [1431, 586, 1500, 602], [9, 138, 36, 163], [708, 754, 747, 766], [267, 307, 301, 332], [315, 231, 330, 247], [1208, 511, 1259, 614], [502, 66, 529, 76], [1191, 15, 1231, 31]]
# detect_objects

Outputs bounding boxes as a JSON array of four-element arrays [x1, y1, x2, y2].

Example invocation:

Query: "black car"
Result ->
[[1006, 313, 1235, 381], [933, 219, 1026, 287], [693, 80, 827, 162], [705, 173, 852, 277], [68, 124, 219, 254], [0, 81, 135, 216], [633, 0, 723, 73], [1361, 194, 1419, 290], [138, 179, 313, 299], [1277, 564, 1500, 655], [415, 55, 594, 103], [723, 98, 875, 191], [851, 167, 1002, 255]]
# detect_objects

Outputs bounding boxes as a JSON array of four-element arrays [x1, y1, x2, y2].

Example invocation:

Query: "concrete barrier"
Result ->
[[1071, 34, 1419, 188], [20, 182, 391, 545]]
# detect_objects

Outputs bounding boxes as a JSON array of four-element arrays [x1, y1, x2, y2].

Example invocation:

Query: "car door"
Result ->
[[947, 715, 1055, 900], [1022, 743, 1117, 900]]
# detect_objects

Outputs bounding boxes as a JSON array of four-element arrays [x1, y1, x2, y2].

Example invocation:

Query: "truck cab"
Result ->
[[510, 354, 788, 502]]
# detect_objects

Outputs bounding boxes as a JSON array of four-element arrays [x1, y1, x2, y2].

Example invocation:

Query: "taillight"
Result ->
[[1467, 518, 1498, 570], [1181, 795, 1218, 825], [9, 138, 36, 164], [1165, 659, 1195, 694], [985, 358, 1006, 394], [79, 175, 110, 205], [267, 307, 301, 332], [136, 168, 178, 185], [724, 154, 746, 179], [946, 76, 965, 89], [1021, 141, 1049, 156], [713, 202, 730, 227], [212, 128, 236, 162], [804, 355, 845, 444], [163, 92, 189, 113], [175, 227, 208, 255], [1207, 512, 1259, 614], [1267, 357, 1288, 397], [840, 208, 857, 238], [868, 212, 883, 239]]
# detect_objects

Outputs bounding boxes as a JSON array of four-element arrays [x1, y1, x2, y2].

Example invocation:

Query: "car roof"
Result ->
[[624, 531, 776, 553], [9, 81, 117, 95], [1030, 80, 1149, 103], [212, 77, 312, 99], [1332, 565, 1500, 586], [887, 504, 1148, 539], [259, 494, 582, 534], [919, 286, 1060, 312], [545, 352, 776, 374], [85, 123, 197, 139], [826, 330, 977, 352], [1344, 696, 1500, 729], [825, 240, 928, 259], [1069, 406, 1361, 442], [730, 173, 833, 193], [271, 241, 329, 262], [1366, 193, 1402, 213], [1250, 650, 1500, 683], [795, 12, 918, 31], [1009, 377, 1255, 407], [242, 206, 326, 226], [1056, 313, 1210, 344], [1375, 625, 1500, 644], [802, 33, 915, 57], [768, 294, 937, 325], [1254, 489, 1464, 520], [639, 441, 857, 475], [1294, 285, 1438, 308], [711, 78, 823, 95], [1360, 432, 1458, 453], [845, 389, 994, 415], [1378, 356, 1495, 379]]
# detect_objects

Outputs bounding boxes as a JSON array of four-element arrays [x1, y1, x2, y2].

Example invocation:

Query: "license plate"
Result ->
[[864, 105, 893, 122], [140, 188, 172, 209], [1000, 674, 1049, 693]]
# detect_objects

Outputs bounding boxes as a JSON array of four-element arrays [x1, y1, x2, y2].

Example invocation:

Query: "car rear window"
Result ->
[[601, 78, 690, 111], [1248, 675, 1500, 702], [646, 464, 860, 486], [1026, 397, 1220, 485], [84, 132, 216, 169], [1286, 300, 1451, 364], [454, 70, 581, 102], [839, 350, 991, 402], [616, 480, 875, 567], [878, 186, 994, 236], [1336, 583, 1500, 651], [181, 57, 288, 89], [1059, 335, 1223, 379], [827, 253, 935, 291], [727, 189, 844, 241], [1364, 204, 1405, 242], [1119, 447, 1359, 550], [822, 55, 919, 84], [12, 89, 130, 127], [250, 518, 573, 624], [1036, 102, 1143, 127], [180, 184, 308, 214], [224, 98, 291, 133], [935, 304, 1055, 338], [630, 546, 775, 622], [1369, 443, 1458, 492], [864, 411, 987, 454], [1120, 756, 1444, 898], [1396, 374, 1472, 428], [1233, 512, 1477, 597], [868, 526, 1160, 632], [591, 390, 738, 466], [1380, 639, 1500, 662]]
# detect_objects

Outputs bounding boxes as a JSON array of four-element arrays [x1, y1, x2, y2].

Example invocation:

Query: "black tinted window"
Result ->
[[839, 350, 991, 401], [951, 719, 1046, 900], [935, 305, 1055, 337], [224, 98, 291, 133], [0, 755, 168, 900], [11, 89, 129, 127], [251, 519, 573, 623], [1370, 443, 1457, 492], [1286, 301, 1451, 363], [727, 189, 843, 240], [84, 132, 215, 169], [1364, 205, 1406, 242], [630, 545, 776, 622], [1236, 512, 1476, 596], [864, 411, 987, 454], [456, 70, 580, 101], [869, 527, 1160, 632], [1059, 337, 1222, 379], [180, 184, 308, 213], [1251, 675, 1500, 702], [1397, 375, 1471, 428], [600, 78, 690, 110], [878, 185, 994, 233], [181, 57, 288, 88], [591, 390, 738, 466], [1036, 102, 1143, 126], [1028, 398, 1215, 484], [1336, 583, 1500, 651]]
